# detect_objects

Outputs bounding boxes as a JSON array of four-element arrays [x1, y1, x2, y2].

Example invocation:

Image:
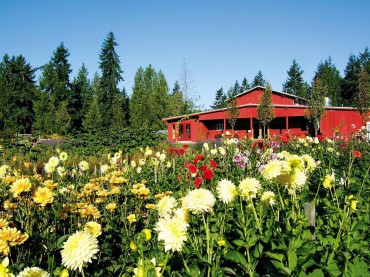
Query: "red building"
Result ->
[[163, 86, 368, 143]]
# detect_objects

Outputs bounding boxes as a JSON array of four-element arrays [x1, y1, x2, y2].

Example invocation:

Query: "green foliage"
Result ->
[[257, 82, 275, 137], [211, 87, 227, 109], [314, 57, 343, 106], [283, 59, 309, 98], [355, 67, 370, 120], [226, 96, 239, 130], [98, 32, 124, 127], [0, 54, 37, 133], [251, 70, 266, 87], [305, 78, 327, 134]]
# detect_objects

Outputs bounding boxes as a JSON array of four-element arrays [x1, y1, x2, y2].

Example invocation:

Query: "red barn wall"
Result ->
[[237, 89, 296, 106], [320, 109, 364, 137]]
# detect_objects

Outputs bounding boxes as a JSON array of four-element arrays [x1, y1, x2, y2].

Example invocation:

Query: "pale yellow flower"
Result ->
[[261, 191, 276, 205], [156, 196, 178, 217], [155, 215, 187, 252], [78, 161, 89, 171], [106, 203, 117, 212], [238, 178, 261, 200], [84, 221, 102, 237], [48, 156, 60, 167], [182, 188, 215, 215], [59, 152, 68, 161], [33, 187, 54, 206], [262, 160, 283, 181], [61, 231, 99, 272], [17, 267, 50, 277], [323, 173, 335, 189], [10, 177, 32, 197], [216, 179, 237, 204]]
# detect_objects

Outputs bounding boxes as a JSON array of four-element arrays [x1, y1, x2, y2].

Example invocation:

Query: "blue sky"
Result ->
[[1, 1, 370, 109]]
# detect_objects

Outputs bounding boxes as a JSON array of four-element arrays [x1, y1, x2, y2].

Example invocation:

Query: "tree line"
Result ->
[[0, 32, 197, 136], [211, 49, 370, 111], [1, 32, 369, 137]]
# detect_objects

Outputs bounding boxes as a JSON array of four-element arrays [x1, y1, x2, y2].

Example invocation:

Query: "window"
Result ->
[[216, 123, 223, 131]]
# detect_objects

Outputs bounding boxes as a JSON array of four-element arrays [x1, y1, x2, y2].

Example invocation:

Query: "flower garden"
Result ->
[[0, 129, 369, 277]]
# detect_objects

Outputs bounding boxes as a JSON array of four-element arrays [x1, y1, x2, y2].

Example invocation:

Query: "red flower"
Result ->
[[203, 168, 214, 180], [194, 176, 203, 188], [354, 151, 361, 158], [282, 135, 289, 143], [169, 148, 174, 154], [210, 159, 217, 169], [200, 164, 208, 173], [193, 155, 204, 164], [176, 176, 181, 182], [316, 135, 324, 142], [176, 148, 185, 155], [183, 144, 189, 149], [189, 163, 198, 174], [184, 162, 190, 169]]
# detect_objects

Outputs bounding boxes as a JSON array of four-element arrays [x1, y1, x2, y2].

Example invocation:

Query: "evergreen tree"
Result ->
[[98, 32, 123, 127], [33, 91, 55, 135], [305, 78, 327, 135], [130, 65, 170, 130], [313, 57, 342, 106], [233, 80, 240, 96], [168, 81, 185, 116], [54, 101, 71, 135], [70, 64, 92, 131], [251, 71, 266, 87], [111, 92, 128, 130], [83, 98, 103, 134], [241, 77, 250, 92], [282, 60, 309, 98], [341, 54, 360, 106], [39, 42, 72, 109], [0, 54, 37, 133], [341, 48, 370, 106], [211, 87, 227, 109], [226, 96, 239, 132], [355, 68, 370, 121], [257, 82, 275, 137]]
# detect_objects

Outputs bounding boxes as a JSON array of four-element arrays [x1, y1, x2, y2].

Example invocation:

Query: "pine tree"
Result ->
[[168, 81, 183, 116], [33, 91, 55, 135], [70, 64, 92, 131], [83, 98, 103, 134], [98, 32, 123, 127], [0, 54, 37, 133], [211, 87, 227, 109], [282, 60, 309, 98], [39, 42, 72, 109], [151, 70, 169, 130], [241, 77, 250, 92], [355, 68, 370, 121], [313, 57, 342, 106], [305, 78, 327, 135], [257, 82, 275, 138], [341, 48, 370, 106], [54, 101, 71, 135], [251, 71, 266, 87], [226, 96, 239, 133]]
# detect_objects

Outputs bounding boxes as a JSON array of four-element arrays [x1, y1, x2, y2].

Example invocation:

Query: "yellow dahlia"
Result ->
[[182, 188, 216, 215], [261, 191, 276, 205], [156, 196, 178, 217], [105, 203, 117, 212], [61, 231, 99, 272], [238, 177, 261, 200], [48, 156, 60, 167], [84, 221, 102, 238], [10, 177, 31, 197], [44, 163, 55, 174], [33, 187, 54, 206], [142, 229, 152, 242], [17, 267, 50, 277], [216, 179, 237, 204], [262, 160, 283, 181], [323, 173, 335, 189], [155, 215, 188, 252], [0, 219, 9, 229]]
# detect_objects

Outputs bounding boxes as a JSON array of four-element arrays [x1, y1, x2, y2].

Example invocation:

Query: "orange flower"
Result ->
[[353, 151, 361, 158]]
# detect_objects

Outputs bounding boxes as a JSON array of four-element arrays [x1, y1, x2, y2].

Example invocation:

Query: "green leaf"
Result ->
[[270, 260, 291, 275], [288, 251, 297, 270], [308, 269, 325, 277], [232, 239, 245, 247], [224, 250, 247, 268], [56, 234, 69, 249], [325, 262, 341, 277], [266, 252, 285, 262]]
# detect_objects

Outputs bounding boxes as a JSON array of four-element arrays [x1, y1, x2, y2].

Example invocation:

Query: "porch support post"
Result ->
[[250, 117, 253, 138], [285, 116, 289, 133], [223, 117, 226, 134]]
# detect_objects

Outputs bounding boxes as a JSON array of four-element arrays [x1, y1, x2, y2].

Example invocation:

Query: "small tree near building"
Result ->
[[305, 78, 327, 136], [257, 82, 275, 138], [226, 96, 239, 134]]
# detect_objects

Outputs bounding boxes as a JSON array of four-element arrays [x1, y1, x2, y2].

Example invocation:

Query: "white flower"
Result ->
[[157, 196, 178, 217], [182, 188, 216, 214], [216, 179, 237, 204]]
